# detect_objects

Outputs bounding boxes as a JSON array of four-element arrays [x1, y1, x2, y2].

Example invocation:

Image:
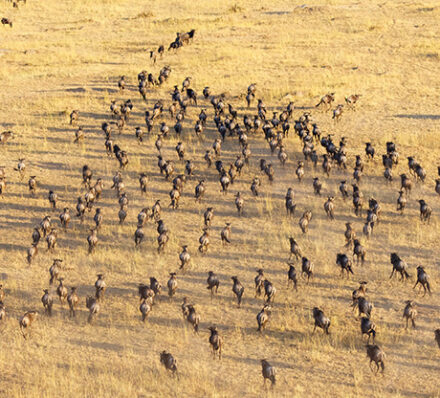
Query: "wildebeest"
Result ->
[[198, 227, 210, 253], [301, 257, 314, 282], [288, 237, 301, 261], [403, 300, 417, 329], [231, 276, 244, 307], [299, 210, 312, 233], [353, 239, 366, 265], [207, 271, 219, 298], [435, 329, 440, 349], [19, 311, 38, 339], [312, 307, 330, 334], [354, 296, 373, 318], [339, 180, 349, 199], [332, 104, 343, 121], [352, 281, 368, 305], [221, 223, 231, 245], [87, 229, 98, 253], [316, 93, 335, 109], [1, 18, 12, 27], [185, 304, 200, 332], [41, 289, 53, 316], [208, 326, 223, 359], [86, 296, 100, 324], [345, 223, 356, 248], [336, 253, 354, 278], [95, 274, 107, 300], [361, 317, 376, 343], [67, 287, 79, 317], [0, 301, 5, 321], [56, 278, 68, 305], [160, 351, 177, 375], [27, 243, 38, 265], [261, 359, 276, 387], [167, 273, 178, 297], [287, 262, 298, 290], [48, 258, 62, 285], [28, 176, 37, 195], [255, 269, 265, 297], [134, 225, 145, 247], [140, 298, 152, 322], [366, 344, 385, 374], [413, 266, 431, 296], [48, 190, 57, 209], [179, 245, 190, 270], [400, 174, 412, 195], [390, 253, 410, 280], [365, 142, 375, 159], [418, 200, 432, 223], [257, 304, 271, 333], [324, 196, 335, 219], [313, 177, 322, 195], [285, 188, 296, 217], [396, 190, 406, 214], [345, 94, 361, 108], [263, 280, 276, 304]]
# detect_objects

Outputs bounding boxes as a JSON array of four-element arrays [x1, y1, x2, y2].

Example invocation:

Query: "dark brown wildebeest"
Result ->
[[261, 359, 276, 388], [413, 266, 431, 296], [366, 344, 385, 374], [312, 307, 330, 334], [208, 326, 223, 359], [160, 351, 177, 375]]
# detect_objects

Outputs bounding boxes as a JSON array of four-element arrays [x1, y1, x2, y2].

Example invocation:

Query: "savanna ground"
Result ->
[[0, 0, 439, 397]]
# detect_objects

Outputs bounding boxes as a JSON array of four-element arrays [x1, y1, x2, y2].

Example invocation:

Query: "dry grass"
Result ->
[[0, 0, 439, 397]]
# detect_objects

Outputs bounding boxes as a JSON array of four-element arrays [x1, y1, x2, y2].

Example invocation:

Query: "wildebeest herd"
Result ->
[[0, 24, 439, 390]]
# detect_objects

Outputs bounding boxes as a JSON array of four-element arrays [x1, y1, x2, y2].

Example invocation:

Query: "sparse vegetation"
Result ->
[[0, 0, 439, 397]]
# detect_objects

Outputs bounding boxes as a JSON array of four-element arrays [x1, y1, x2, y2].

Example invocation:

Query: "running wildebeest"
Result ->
[[255, 269, 265, 297], [67, 287, 79, 317], [207, 271, 219, 298], [19, 311, 38, 339], [257, 304, 271, 333], [140, 298, 152, 322], [185, 304, 200, 333], [336, 253, 354, 278], [86, 296, 100, 324], [390, 253, 410, 280], [160, 351, 177, 375], [261, 359, 276, 388], [231, 276, 244, 307], [95, 274, 107, 301], [301, 257, 314, 282], [167, 273, 178, 297], [435, 329, 440, 349], [299, 210, 312, 234], [41, 289, 53, 316], [366, 344, 385, 374], [354, 296, 373, 318], [221, 223, 231, 245], [361, 317, 376, 343], [208, 326, 223, 359], [288, 237, 301, 261], [403, 300, 417, 329], [413, 266, 431, 296], [312, 307, 330, 334], [287, 262, 298, 290], [418, 200, 432, 223], [263, 280, 276, 304]]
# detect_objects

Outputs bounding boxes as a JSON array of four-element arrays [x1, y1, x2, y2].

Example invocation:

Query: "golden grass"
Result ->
[[0, 0, 440, 397]]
